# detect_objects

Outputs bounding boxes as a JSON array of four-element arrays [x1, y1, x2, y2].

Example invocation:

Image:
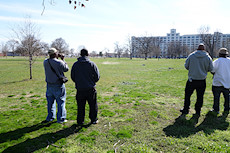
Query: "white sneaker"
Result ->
[[57, 119, 68, 124]]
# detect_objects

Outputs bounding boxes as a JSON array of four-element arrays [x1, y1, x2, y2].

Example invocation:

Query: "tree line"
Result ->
[[0, 17, 73, 80]]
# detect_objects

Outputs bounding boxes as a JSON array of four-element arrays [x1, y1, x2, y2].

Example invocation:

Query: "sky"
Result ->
[[0, 0, 230, 53]]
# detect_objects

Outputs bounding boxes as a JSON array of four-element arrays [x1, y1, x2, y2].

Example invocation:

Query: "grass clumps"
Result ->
[[0, 57, 230, 153], [100, 109, 116, 117]]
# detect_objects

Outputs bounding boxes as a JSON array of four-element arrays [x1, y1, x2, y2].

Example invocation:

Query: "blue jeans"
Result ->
[[212, 86, 230, 112], [46, 83, 67, 122]]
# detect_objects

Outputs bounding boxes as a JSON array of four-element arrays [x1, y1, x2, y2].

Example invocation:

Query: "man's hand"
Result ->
[[58, 53, 65, 60]]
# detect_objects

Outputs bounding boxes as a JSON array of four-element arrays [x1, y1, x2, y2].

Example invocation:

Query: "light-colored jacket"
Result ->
[[185, 50, 213, 81], [212, 57, 230, 89]]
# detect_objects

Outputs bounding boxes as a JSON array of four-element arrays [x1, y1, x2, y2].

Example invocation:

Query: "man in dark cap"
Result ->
[[71, 48, 100, 125], [43, 48, 69, 123], [180, 43, 213, 116], [211, 48, 230, 115]]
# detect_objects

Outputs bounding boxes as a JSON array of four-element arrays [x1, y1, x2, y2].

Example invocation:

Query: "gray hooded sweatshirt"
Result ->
[[185, 50, 213, 81]]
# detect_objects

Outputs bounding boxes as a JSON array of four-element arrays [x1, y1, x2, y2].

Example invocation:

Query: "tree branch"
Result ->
[[41, 0, 45, 15]]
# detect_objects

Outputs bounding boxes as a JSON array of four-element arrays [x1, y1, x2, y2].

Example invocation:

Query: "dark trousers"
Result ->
[[76, 88, 98, 124], [212, 86, 230, 112], [182, 79, 206, 114]]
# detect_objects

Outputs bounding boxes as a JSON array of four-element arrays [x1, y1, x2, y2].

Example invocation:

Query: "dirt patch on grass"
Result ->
[[0, 94, 6, 98], [102, 62, 119, 65], [101, 87, 120, 97]]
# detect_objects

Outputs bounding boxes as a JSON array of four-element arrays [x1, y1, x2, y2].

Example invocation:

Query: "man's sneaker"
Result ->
[[57, 119, 68, 124], [91, 120, 99, 124]]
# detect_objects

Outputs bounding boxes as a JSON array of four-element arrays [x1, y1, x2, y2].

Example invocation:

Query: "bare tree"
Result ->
[[181, 45, 190, 57], [7, 39, 19, 57], [114, 42, 123, 58], [151, 37, 162, 58], [0, 42, 9, 57], [198, 26, 220, 58], [69, 48, 75, 57], [18, 35, 42, 79], [135, 36, 155, 60], [102, 48, 111, 58], [40, 42, 49, 56], [167, 42, 177, 58], [167, 41, 188, 58], [51, 37, 69, 55], [122, 46, 130, 58], [90, 51, 97, 57], [125, 35, 133, 59], [12, 17, 42, 79]]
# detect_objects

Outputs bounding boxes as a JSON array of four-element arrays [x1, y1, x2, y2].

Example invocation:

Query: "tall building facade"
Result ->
[[132, 29, 230, 58]]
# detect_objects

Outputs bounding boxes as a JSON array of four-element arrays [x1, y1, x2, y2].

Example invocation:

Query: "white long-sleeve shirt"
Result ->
[[212, 57, 230, 89]]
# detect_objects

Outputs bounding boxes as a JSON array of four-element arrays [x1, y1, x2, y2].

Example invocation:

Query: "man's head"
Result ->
[[80, 49, 89, 57], [48, 48, 58, 58], [218, 48, 228, 57], [197, 43, 205, 50]]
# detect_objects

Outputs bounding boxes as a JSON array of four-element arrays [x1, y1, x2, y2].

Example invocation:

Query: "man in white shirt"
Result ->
[[212, 48, 230, 114]]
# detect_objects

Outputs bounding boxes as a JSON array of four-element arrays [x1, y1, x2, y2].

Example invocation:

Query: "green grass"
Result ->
[[0, 57, 230, 153]]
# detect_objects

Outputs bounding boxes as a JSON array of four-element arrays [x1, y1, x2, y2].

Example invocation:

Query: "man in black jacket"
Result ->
[[71, 49, 100, 125]]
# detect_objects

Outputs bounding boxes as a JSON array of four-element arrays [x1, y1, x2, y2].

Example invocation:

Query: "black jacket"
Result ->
[[71, 56, 100, 90]]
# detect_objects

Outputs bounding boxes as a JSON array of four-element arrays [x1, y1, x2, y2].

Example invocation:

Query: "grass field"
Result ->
[[0, 57, 230, 153]]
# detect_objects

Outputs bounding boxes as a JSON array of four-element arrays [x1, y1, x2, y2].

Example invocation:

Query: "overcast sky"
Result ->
[[0, 0, 230, 53]]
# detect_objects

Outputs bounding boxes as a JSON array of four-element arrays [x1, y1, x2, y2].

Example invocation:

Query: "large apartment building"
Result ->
[[131, 29, 230, 57]]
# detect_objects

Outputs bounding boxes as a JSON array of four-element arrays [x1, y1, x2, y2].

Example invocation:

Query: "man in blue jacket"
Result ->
[[180, 43, 213, 116], [71, 48, 100, 125]]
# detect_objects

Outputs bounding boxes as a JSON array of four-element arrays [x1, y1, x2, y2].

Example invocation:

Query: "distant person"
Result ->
[[43, 48, 69, 123], [180, 43, 213, 116], [71, 48, 100, 125], [211, 48, 230, 114]]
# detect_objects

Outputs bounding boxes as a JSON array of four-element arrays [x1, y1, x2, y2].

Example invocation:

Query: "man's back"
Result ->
[[44, 58, 69, 84], [185, 50, 213, 80], [71, 56, 100, 90], [212, 57, 230, 88]]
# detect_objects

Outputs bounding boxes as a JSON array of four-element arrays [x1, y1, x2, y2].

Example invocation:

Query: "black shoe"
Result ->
[[195, 111, 200, 116], [91, 120, 99, 124], [223, 110, 229, 116], [210, 109, 219, 114], [180, 109, 188, 115], [223, 108, 229, 112], [77, 122, 84, 126]]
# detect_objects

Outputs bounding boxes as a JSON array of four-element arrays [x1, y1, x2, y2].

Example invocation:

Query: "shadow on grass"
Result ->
[[0, 79, 30, 85], [196, 111, 229, 135], [163, 111, 229, 138], [2, 123, 91, 153], [0, 121, 55, 143]]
